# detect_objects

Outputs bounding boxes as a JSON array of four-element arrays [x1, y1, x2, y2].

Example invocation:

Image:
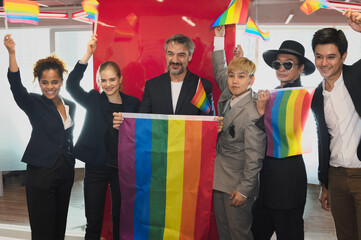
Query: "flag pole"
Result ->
[[327, 3, 344, 13], [4, 17, 8, 30], [94, 12, 99, 34]]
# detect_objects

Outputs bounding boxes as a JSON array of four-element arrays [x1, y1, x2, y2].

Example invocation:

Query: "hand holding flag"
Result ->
[[264, 87, 315, 158]]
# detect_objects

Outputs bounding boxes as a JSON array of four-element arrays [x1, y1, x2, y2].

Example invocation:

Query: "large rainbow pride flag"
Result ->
[[118, 113, 218, 240], [4, 0, 39, 25], [264, 87, 315, 158], [210, 0, 249, 28]]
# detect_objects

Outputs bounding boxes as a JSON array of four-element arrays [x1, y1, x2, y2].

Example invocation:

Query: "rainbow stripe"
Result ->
[[210, 0, 249, 28], [118, 113, 218, 240], [4, 0, 39, 25], [264, 88, 315, 158], [191, 79, 211, 114], [81, 0, 99, 22], [300, 0, 329, 15], [244, 17, 270, 41]]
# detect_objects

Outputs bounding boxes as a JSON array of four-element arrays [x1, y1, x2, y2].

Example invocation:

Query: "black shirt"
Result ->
[[104, 103, 123, 167]]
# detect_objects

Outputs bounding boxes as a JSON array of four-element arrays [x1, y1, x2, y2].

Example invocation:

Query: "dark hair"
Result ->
[[312, 28, 348, 56], [164, 34, 195, 55], [33, 55, 67, 82]]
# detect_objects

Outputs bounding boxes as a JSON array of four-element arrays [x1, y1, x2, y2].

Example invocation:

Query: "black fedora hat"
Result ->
[[263, 40, 315, 76]]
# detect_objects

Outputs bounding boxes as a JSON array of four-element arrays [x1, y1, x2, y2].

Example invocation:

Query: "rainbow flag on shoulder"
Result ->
[[118, 113, 218, 240], [264, 87, 315, 158], [191, 79, 211, 114], [4, 0, 39, 25]]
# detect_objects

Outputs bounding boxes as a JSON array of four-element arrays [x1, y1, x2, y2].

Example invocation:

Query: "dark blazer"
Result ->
[[255, 78, 307, 210], [8, 70, 76, 168], [311, 60, 361, 188], [139, 69, 215, 115], [66, 62, 140, 166]]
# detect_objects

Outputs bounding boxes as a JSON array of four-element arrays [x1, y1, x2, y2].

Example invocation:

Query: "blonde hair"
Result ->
[[33, 54, 67, 82], [228, 57, 256, 77]]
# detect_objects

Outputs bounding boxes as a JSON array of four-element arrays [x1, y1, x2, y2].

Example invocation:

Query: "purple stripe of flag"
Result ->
[[264, 91, 276, 157], [118, 118, 136, 240]]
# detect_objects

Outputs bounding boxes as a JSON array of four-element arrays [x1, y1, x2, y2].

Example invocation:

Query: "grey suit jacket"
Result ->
[[212, 50, 266, 197]]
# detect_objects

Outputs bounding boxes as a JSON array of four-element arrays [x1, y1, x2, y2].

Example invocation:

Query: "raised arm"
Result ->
[[344, 9, 361, 33], [212, 26, 244, 92], [4, 34, 35, 113], [212, 26, 228, 92], [80, 34, 97, 64], [66, 34, 97, 107], [4, 34, 18, 72]]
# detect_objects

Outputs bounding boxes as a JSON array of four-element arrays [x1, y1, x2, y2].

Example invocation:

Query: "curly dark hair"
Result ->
[[33, 55, 68, 82]]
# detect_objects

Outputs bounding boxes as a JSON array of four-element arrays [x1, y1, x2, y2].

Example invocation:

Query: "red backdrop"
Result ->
[[95, 0, 236, 239]]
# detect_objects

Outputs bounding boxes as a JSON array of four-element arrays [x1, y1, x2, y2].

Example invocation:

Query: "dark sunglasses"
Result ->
[[272, 61, 297, 70]]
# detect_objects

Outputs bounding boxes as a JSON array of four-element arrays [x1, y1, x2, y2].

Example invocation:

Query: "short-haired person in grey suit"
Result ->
[[212, 27, 266, 240]]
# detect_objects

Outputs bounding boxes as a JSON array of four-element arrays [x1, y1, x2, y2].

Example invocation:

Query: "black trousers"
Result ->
[[251, 200, 305, 240], [26, 154, 74, 240], [84, 164, 121, 240]]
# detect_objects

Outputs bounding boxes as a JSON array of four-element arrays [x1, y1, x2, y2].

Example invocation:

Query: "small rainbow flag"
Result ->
[[4, 0, 39, 25], [118, 113, 218, 240], [264, 87, 315, 158], [300, 0, 329, 15], [244, 17, 270, 41], [210, 0, 249, 28], [191, 79, 211, 114], [81, 0, 99, 22]]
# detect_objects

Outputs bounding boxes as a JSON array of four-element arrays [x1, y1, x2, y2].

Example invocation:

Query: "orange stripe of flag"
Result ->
[[179, 120, 202, 239]]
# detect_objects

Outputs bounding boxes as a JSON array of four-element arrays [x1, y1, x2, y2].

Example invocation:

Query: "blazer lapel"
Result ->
[[222, 91, 253, 131], [63, 98, 75, 120], [163, 73, 174, 113], [175, 70, 196, 114]]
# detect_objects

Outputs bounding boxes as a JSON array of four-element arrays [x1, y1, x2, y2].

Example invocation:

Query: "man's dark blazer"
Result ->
[[8, 70, 76, 168], [139, 69, 215, 115], [66, 62, 140, 166], [311, 60, 361, 189]]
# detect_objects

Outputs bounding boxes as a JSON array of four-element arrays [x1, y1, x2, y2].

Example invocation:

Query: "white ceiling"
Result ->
[[0, 0, 360, 28]]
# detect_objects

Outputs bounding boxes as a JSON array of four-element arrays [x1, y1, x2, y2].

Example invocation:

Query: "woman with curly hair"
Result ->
[[4, 34, 76, 240]]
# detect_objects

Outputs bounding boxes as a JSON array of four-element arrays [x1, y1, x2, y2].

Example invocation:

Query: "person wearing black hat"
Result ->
[[311, 10, 361, 240], [251, 40, 315, 240]]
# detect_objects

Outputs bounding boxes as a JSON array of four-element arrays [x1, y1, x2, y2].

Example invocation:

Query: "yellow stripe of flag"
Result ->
[[163, 119, 185, 239]]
